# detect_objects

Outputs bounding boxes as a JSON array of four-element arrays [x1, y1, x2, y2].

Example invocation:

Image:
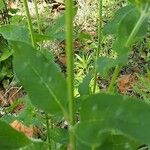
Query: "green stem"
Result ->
[[92, 146, 95, 150], [2, 0, 10, 24], [107, 65, 121, 93], [107, 10, 147, 93], [125, 13, 146, 47], [33, 0, 41, 34], [46, 114, 51, 150], [23, 0, 36, 47], [93, 0, 103, 93], [65, 0, 76, 149]]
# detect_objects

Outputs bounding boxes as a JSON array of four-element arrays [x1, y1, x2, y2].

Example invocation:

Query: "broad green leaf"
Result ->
[[77, 140, 91, 150], [0, 0, 4, 10], [98, 134, 140, 150], [78, 72, 92, 96], [96, 57, 116, 78], [0, 120, 31, 149], [0, 25, 30, 44], [33, 33, 51, 42], [45, 13, 65, 41], [49, 128, 69, 145], [0, 50, 13, 62], [117, 7, 148, 47], [112, 41, 129, 66], [103, 5, 134, 35], [13, 42, 68, 115], [75, 93, 150, 147], [78, 32, 92, 40], [104, 3, 149, 60], [21, 142, 48, 150], [129, 0, 150, 9], [110, 7, 148, 64], [45, 7, 77, 41], [77, 133, 139, 150]]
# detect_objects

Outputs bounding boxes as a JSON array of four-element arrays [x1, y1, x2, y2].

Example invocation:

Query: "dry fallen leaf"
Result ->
[[117, 74, 136, 93], [58, 53, 67, 66], [10, 120, 38, 138], [0, 90, 5, 105]]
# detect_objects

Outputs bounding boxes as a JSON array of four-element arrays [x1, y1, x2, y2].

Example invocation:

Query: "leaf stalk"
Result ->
[[93, 0, 103, 93], [23, 0, 36, 47], [65, 0, 76, 149]]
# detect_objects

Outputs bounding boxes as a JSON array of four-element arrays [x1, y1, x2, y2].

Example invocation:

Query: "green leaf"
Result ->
[[117, 7, 148, 47], [33, 33, 51, 42], [129, 0, 150, 8], [49, 128, 69, 145], [78, 32, 92, 40], [78, 72, 92, 96], [45, 6, 77, 41], [21, 142, 48, 150], [77, 133, 140, 150], [75, 93, 150, 147], [0, 25, 30, 44], [96, 57, 116, 78], [13, 42, 68, 116], [0, 50, 13, 62], [0, 0, 4, 10], [98, 134, 140, 150], [103, 5, 134, 35], [77, 140, 91, 150], [104, 3, 149, 59], [0, 120, 31, 149]]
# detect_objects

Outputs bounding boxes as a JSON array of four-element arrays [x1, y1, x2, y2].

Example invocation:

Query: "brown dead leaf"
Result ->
[[7, 87, 23, 104], [7, 1, 17, 9], [10, 120, 38, 138], [0, 90, 5, 105], [2, 87, 25, 113], [52, 2, 65, 13], [58, 53, 67, 66], [117, 74, 136, 93]]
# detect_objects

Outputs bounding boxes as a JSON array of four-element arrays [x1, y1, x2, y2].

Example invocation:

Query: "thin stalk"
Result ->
[[107, 65, 121, 93], [107, 11, 147, 93], [2, 0, 10, 24], [93, 0, 103, 93], [23, 0, 36, 47], [125, 13, 146, 47], [45, 114, 51, 150], [33, 0, 41, 34], [65, 0, 76, 149]]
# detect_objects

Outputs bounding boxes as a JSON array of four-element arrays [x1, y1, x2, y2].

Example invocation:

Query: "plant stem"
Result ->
[[107, 11, 147, 93], [93, 0, 103, 93], [65, 0, 76, 149], [92, 146, 96, 150], [23, 0, 36, 47], [46, 114, 51, 150], [107, 65, 121, 93], [33, 0, 41, 34], [2, 0, 10, 24]]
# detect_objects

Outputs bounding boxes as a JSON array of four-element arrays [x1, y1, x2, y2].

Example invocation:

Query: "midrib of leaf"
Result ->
[[125, 3, 149, 47], [28, 63, 68, 118], [78, 120, 145, 145]]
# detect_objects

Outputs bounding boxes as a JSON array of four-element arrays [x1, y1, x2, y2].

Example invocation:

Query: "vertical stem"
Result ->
[[2, 0, 10, 24], [107, 12, 147, 93], [65, 0, 76, 149], [107, 65, 121, 93], [92, 146, 95, 150], [93, 0, 103, 93], [46, 114, 51, 150], [33, 0, 41, 34], [22, 0, 36, 47]]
